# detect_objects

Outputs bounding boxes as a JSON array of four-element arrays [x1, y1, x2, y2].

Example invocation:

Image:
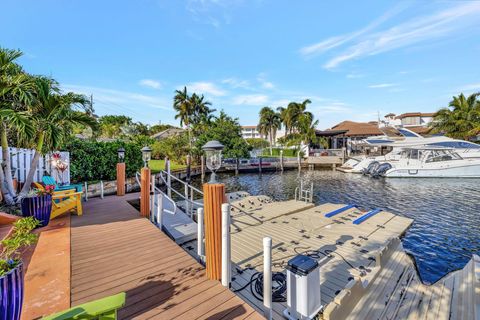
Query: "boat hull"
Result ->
[[384, 163, 480, 178]]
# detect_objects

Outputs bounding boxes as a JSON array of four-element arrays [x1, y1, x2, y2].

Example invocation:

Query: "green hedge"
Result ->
[[62, 139, 144, 183], [261, 148, 298, 157]]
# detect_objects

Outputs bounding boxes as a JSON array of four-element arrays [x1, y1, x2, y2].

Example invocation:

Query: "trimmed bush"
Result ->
[[62, 139, 144, 183]]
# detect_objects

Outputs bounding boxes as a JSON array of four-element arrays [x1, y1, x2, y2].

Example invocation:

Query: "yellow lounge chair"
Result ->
[[32, 183, 83, 219]]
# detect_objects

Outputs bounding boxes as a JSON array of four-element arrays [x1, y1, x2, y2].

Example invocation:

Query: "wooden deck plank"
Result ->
[[71, 194, 262, 319]]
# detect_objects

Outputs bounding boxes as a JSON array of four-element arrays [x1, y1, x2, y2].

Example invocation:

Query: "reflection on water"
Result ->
[[188, 170, 480, 284]]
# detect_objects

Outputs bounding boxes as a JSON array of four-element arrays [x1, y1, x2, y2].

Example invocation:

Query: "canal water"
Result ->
[[188, 170, 480, 284]]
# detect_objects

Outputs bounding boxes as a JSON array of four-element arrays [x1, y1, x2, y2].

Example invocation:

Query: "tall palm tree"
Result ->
[[0, 48, 36, 205], [18, 77, 96, 198], [280, 99, 312, 134], [173, 86, 194, 149], [190, 93, 215, 125], [430, 93, 480, 140], [257, 107, 282, 155]]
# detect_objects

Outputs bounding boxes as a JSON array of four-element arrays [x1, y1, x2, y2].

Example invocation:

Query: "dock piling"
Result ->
[[221, 203, 231, 287]]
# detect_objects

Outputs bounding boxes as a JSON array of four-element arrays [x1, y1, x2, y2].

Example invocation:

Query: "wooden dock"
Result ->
[[182, 195, 479, 320], [70, 193, 263, 319]]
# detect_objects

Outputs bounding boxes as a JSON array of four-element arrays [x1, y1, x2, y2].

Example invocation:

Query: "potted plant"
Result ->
[[20, 185, 54, 228], [0, 217, 39, 320]]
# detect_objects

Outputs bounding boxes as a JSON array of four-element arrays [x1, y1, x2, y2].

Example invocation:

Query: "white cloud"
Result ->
[[232, 94, 269, 105], [346, 73, 365, 79], [257, 73, 275, 90], [62, 84, 172, 114], [222, 78, 251, 89], [139, 79, 162, 89], [303, 2, 480, 69], [459, 83, 480, 92], [186, 81, 227, 96], [368, 83, 396, 89], [299, 3, 408, 57]]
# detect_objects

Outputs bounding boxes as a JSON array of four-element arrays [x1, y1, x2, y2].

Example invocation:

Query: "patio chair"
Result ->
[[42, 175, 83, 192], [51, 190, 83, 219], [42, 292, 126, 320]]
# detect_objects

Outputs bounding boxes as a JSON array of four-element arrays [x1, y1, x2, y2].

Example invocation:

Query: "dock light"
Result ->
[[141, 146, 152, 168], [202, 140, 224, 183], [117, 147, 125, 163]]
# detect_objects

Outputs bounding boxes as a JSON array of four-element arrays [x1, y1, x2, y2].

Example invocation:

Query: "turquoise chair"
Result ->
[[43, 175, 83, 192]]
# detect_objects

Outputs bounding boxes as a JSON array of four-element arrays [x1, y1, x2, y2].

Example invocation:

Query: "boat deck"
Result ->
[[182, 196, 479, 320]]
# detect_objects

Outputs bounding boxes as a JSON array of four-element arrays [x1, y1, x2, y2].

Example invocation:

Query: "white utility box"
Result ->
[[284, 255, 322, 320]]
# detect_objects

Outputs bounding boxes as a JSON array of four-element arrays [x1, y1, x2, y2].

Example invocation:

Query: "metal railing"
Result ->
[[159, 168, 204, 218], [295, 181, 314, 203]]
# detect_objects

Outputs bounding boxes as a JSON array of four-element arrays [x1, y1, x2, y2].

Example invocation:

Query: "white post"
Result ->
[[100, 180, 104, 199], [84, 182, 88, 201], [263, 237, 272, 320], [151, 174, 155, 219], [156, 193, 163, 228], [197, 207, 204, 261], [167, 160, 172, 198], [221, 203, 231, 287]]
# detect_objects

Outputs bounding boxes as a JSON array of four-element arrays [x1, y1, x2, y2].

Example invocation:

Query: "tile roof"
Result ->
[[396, 112, 436, 119], [328, 121, 383, 136]]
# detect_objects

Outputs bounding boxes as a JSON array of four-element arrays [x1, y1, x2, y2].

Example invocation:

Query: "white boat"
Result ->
[[340, 128, 480, 173], [371, 147, 480, 178]]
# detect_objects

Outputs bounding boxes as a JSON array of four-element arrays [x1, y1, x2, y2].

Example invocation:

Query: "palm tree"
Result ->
[[190, 93, 215, 125], [18, 77, 96, 198], [173, 87, 194, 149], [0, 48, 36, 205], [430, 93, 480, 140], [280, 99, 312, 134], [257, 107, 282, 155]]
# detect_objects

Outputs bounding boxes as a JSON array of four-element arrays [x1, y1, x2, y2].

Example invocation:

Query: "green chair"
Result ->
[[42, 175, 83, 192], [42, 292, 126, 320]]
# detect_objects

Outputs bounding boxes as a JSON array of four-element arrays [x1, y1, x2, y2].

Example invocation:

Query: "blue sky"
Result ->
[[2, 0, 480, 129]]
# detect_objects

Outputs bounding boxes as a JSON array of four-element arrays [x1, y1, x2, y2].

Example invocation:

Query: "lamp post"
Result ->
[[116, 147, 126, 196], [201, 140, 224, 184], [140, 146, 152, 217], [141, 146, 152, 168], [201, 140, 226, 280]]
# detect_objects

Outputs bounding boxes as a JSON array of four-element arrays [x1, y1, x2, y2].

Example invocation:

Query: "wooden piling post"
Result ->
[[140, 167, 151, 218], [116, 163, 126, 196], [201, 155, 205, 183], [280, 150, 284, 171], [235, 158, 239, 175], [186, 154, 191, 183], [259, 156, 262, 174], [203, 183, 226, 280], [297, 151, 301, 172]]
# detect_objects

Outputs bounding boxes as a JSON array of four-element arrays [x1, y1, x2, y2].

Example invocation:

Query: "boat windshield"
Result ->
[[424, 150, 463, 163]]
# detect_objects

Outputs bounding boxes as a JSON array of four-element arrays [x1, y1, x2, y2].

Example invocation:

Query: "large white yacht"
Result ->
[[369, 147, 480, 178], [341, 127, 480, 173]]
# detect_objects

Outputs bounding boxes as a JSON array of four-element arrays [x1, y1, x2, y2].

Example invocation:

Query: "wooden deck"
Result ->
[[71, 193, 263, 320]]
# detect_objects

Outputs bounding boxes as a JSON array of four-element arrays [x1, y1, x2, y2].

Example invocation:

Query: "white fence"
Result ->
[[0, 147, 70, 184]]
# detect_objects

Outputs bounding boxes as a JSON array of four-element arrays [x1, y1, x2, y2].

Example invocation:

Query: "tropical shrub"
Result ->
[[62, 138, 144, 182], [0, 217, 40, 276], [151, 133, 190, 163], [245, 138, 269, 149]]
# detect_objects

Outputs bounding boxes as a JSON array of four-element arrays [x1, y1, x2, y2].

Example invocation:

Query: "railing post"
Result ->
[[151, 174, 155, 218], [186, 154, 191, 183], [167, 160, 172, 198], [190, 187, 194, 217], [157, 193, 163, 228], [184, 183, 190, 216], [263, 237, 272, 320], [221, 203, 231, 287], [100, 180, 104, 199], [197, 207, 204, 261]]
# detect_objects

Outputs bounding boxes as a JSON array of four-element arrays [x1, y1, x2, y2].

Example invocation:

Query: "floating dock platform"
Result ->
[[182, 195, 479, 320]]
